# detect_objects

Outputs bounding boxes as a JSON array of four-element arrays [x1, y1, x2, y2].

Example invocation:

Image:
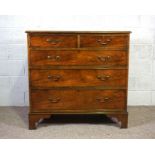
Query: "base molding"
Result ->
[[29, 111, 128, 129]]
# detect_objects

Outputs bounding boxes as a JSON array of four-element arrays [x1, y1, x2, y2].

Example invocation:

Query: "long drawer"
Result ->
[[30, 50, 128, 67], [31, 89, 126, 111], [30, 69, 127, 88]]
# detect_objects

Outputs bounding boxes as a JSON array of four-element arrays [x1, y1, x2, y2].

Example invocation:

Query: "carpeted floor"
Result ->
[[0, 106, 155, 139]]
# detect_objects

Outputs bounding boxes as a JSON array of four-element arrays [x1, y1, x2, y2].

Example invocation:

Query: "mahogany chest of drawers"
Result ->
[[26, 31, 131, 129]]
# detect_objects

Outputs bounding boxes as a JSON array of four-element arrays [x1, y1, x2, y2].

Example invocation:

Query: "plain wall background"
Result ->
[[0, 15, 155, 106]]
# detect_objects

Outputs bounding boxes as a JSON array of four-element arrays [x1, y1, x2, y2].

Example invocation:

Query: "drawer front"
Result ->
[[30, 50, 127, 67], [29, 35, 77, 48], [80, 35, 128, 49], [31, 89, 126, 111], [30, 69, 127, 88]]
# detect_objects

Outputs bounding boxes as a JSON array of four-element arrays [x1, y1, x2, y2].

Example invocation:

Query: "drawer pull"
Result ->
[[97, 75, 110, 81], [47, 75, 61, 81], [97, 39, 111, 46], [106, 39, 111, 42], [47, 55, 52, 59], [55, 55, 61, 60], [48, 97, 60, 103], [97, 56, 111, 62], [96, 97, 110, 103], [101, 42, 107, 45], [46, 39, 62, 45], [47, 55, 61, 61]]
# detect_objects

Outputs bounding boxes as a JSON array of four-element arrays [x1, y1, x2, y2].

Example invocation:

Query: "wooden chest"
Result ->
[[26, 31, 131, 129]]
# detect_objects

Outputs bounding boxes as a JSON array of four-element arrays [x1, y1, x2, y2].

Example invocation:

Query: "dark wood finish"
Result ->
[[26, 30, 131, 34], [26, 31, 131, 129], [31, 89, 126, 111], [29, 114, 51, 129], [30, 50, 127, 67], [107, 113, 128, 128], [29, 34, 77, 48], [30, 69, 127, 88], [80, 35, 128, 49]]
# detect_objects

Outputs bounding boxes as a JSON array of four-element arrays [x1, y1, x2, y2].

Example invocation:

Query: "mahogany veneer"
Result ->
[[26, 31, 131, 129]]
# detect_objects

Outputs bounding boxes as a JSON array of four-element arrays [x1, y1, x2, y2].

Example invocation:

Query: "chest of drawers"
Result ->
[[26, 31, 131, 129]]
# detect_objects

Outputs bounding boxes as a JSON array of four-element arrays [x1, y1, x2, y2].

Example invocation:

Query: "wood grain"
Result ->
[[31, 89, 126, 111], [30, 34, 77, 48], [26, 31, 130, 129], [30, 69, 127, 88], [30, 50, 128, 67], [80, 35, 128, 49]]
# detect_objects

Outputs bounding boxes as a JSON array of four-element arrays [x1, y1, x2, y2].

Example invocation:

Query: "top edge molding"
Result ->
[[25, 30, 131, 34]]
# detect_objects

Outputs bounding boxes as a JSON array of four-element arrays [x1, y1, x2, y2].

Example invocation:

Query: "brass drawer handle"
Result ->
[[55, 56, 61, 60], [48, 97, 60, 103], [47, 55, 52, 59], [47, 75, 61, 81], [96, 97, 110, 103], [97, 56, 111, 62], [97, 75, 110, 81], [46, 39, 62, 45], [97, 39, 111, 46], [101, 42, 107, 45], [47, 55, 61, 61]]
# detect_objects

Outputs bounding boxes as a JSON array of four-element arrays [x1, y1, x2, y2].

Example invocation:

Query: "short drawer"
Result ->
[[30, 69, 127, 88], [29, 34, 77, 48], [31, 89, 126, 111], [80, 35, 128, 49], [30, 50, 128, 67]]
